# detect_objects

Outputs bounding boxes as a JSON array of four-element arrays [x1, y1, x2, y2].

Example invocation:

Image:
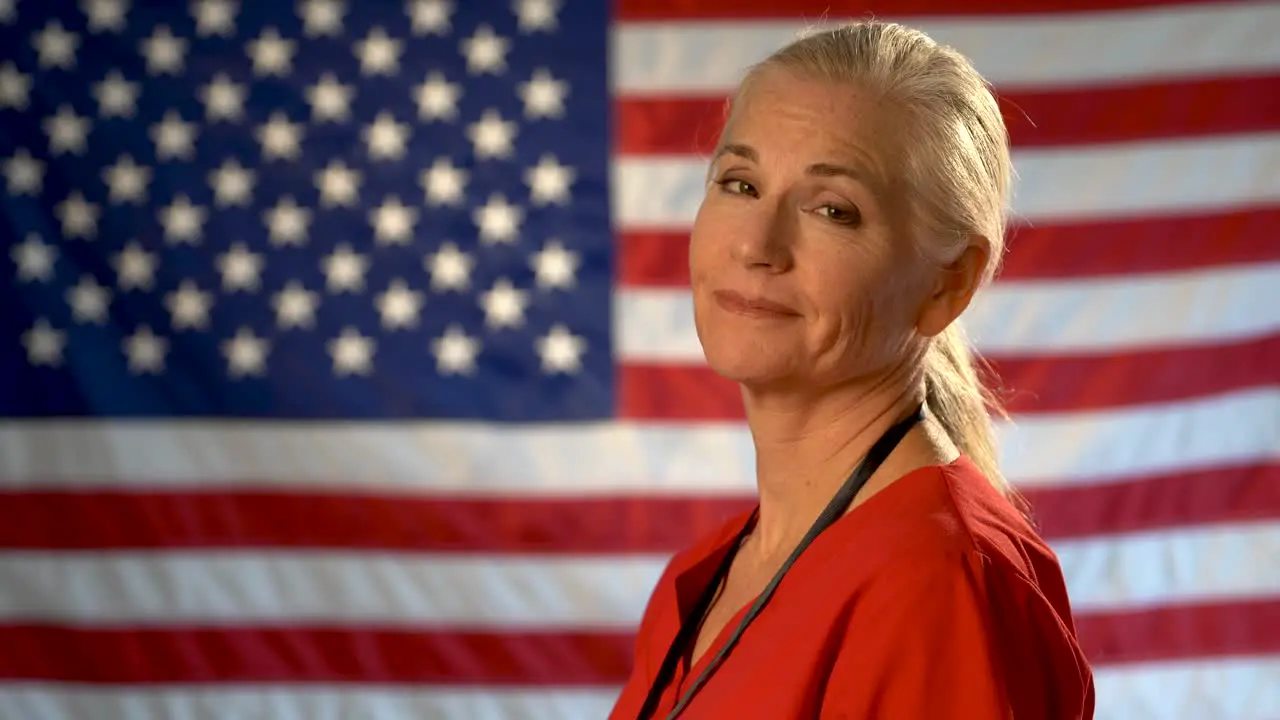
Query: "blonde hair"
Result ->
[[720, 21, 1014, 494]]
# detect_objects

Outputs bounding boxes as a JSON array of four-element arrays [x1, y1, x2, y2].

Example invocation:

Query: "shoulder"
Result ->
[[817, 458, 1095, 717], [792, 457, 1084, 651], [849, 457, 1067, 592]]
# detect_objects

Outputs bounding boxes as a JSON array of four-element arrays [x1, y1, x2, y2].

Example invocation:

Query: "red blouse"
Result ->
[[608, 457, 1095, 719]]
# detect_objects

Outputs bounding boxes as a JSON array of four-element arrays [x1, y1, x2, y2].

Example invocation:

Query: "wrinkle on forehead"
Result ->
[[716, 69, 907, 192]]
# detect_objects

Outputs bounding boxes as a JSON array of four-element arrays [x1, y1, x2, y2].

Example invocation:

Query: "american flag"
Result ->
[[0, 0, 1276, 717]]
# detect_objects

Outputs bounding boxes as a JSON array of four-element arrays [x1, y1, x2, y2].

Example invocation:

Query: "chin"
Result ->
[[697, 327, 797, 386]]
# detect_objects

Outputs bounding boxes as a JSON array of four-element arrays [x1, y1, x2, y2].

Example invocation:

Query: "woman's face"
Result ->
[[689, 69, 934, 394]]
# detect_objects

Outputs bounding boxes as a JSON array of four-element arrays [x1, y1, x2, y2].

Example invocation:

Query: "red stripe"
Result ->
[[986, 334, 1280, 415], [0, 489, 752, 554], [2, 599, 1276, 684], [1020, 462, 1280, 541], [619, 207, 1280, 287], [0, 624, 631, 685], [619, 334, 1280, 418], [616, 0, 1214, 20], [1075, 598, 1280, 666], [998, 207, 1280, 280], [1, 462, 1274, 553], [615, 76, 1280, 154]]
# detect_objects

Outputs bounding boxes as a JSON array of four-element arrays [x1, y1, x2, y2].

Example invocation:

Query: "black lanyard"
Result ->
[[636, 405, 925, 720]]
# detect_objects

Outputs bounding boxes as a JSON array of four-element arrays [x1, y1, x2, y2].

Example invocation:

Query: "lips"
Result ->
[[712, 290, 800, 318]]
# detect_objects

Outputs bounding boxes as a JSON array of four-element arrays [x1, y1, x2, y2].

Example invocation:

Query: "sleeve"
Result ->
[[819, 551, 1093, 720]]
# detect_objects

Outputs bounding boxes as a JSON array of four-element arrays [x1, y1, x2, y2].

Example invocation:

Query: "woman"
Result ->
[[608, 20, 1096, 720]]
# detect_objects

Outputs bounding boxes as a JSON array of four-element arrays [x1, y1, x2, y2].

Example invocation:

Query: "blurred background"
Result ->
[[1, 0, 1277, 718]]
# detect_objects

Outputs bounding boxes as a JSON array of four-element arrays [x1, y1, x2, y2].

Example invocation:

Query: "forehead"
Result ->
[[723, 69, 900, 167]]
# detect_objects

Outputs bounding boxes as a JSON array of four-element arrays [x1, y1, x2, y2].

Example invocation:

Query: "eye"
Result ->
[[716, 178, 759, 197], [816, 204, 861, 226]]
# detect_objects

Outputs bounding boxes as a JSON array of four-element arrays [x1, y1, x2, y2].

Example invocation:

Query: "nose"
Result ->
[[730, 202, 794, 272]]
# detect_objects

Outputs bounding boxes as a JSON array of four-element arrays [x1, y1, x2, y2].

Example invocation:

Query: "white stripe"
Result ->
[[0, 552, 655, 627], [615, 264, 1280, 360], [613, 134, 1280, 229], [1093, 656, 1280, 720], [0, 523, 1274, 625], [1, 657, 1276, 720], [1, 388, 1277, 492], [996, 389, 1280, 488], [1057, 523, 1280, 611], [613, 3, 1280, 94], [0, 685, 617, 720]]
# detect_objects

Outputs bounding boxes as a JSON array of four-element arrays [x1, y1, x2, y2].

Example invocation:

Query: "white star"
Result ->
[[535, 324, 586, 374], [525, 154, 575, 205], [414, 71, 461, 122], [408, 0, 452, 35], [298, 0, 345, 37], [150, 110, 198, 161], [67, 274, 112, 324], [460, 24, 509, 75], [22, 318, 66, 367], [166, 279, 214, 330], [43, 105, 91, 156], [102, 155, 151, 204], [354, 27, 402, 76], [322, 243, 368, 293], [192, 0, 237, 36], [3, 148, 44, 196], [81, 0, 129, 33], [315, 159, 361, 207], [306, 73, 354, 122], [328, 326, 374, 376], [200, 73, 246, 122], [513, 0, 559, 32], [56, 191, 100, 239], [420, 156, 468, 206], [222, 327, 270, 378], [431, 324, 480, 375], [273, 280, 319, 329], [466, 109, 516, 160], [425, 241, 472, 292], [363, 112, 410, 161], [257, 111, 304, 161], [123, 325, 167, 374], [472, 193, 523, 244], [264, 195, 311, 246], [10, 234, 58, 282], [112, 240, 157, 291], [209, 158, 255, 207], [370, 196, 418, 245], [247, 26, 295, 77], [531, 239, 579, 290], [518, 68, 568, 119], [140, 25, 187, 75], [375, 278, 424, 329], [33, 21, 79, 70], [479, 277, 529, 329], [217, 242, 264, 292], [93, 70, 139, 118], [0, 63, 31, 110], [159, 194, 206, 244]]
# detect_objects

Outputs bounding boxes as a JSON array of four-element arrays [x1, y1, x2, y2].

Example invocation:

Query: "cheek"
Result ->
[[806, 247, 909, 358], [688, 200, 737, 284]]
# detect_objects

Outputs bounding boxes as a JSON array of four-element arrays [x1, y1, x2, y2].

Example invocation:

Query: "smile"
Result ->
[[712, 290, 801, 319]]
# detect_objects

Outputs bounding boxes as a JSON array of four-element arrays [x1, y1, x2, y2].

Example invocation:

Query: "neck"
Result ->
[[741, 364, 934, 559]]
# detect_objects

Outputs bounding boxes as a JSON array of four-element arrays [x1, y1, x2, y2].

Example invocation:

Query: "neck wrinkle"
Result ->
[[741, 362, 924, 559]]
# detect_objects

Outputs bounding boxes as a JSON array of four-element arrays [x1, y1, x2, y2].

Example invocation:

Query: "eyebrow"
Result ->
[[712, 142, 885, 195]]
